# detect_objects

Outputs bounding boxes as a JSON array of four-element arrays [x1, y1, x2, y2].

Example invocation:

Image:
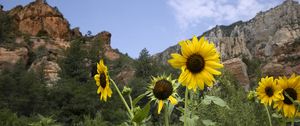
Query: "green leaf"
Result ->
[[202, 119, 217, 126], [271, 113, 282, 118], [132, 94, 146, 107], [132, 101, 151, 123], [202, 95, 230, 109], [179, 110, 199, 126]]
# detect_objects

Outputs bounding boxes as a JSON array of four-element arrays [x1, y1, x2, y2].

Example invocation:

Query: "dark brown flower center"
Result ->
[[186, 54, 205, 74], [283, 88, 297, 105], [265, 87, 274, 97], [153, 79, 173, 100], [99, 73, 107, 88]]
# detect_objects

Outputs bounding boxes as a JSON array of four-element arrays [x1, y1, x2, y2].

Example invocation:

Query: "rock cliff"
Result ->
[[153, 0, 300, 89], [8, 0, 71, 39], [0, 0, 127, 85]]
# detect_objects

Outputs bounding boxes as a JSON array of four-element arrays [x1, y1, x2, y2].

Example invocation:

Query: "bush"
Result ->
[[0, 109, 29, 126], [193, 70, 272, 126]]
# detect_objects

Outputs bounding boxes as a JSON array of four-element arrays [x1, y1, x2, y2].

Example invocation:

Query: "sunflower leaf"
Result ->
[[271, 113, 282, 118], [202, 95, 229, 109], [202, 119, 217, 126], [132, 94, 146, 107], [179, 110, 199, 126], [132, 101, 151, 123]]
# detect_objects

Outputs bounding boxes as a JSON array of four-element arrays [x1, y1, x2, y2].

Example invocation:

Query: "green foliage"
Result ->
[[76, 112, 109, 126], [202, 119, 217, 126], [60, 38, 88, 82], [36, 29, 49, 37], [29, 115, 61, 126], [0, 11, 17, 43], [201, 95, 229, 109], [193, 70, 271, 126], [132, 101, 151, 124], [135, 48, 158, 79], [0, 109, 29, 126], [242, 57, 262, 88], [0, 62, 47, 116]]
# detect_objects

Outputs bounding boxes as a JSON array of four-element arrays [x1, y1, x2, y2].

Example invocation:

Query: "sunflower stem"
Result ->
[[291, 101, 300, 126], [129, 95, 133, 111], [110, 79, 135, 125], [264, 105, 272, 126], [184, 88, 189, 126], [164, 103, 170, 126]]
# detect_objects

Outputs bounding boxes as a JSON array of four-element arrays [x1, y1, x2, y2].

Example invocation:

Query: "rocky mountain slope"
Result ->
[[0, 0, 134, 85], [153, 0, 300, 90]]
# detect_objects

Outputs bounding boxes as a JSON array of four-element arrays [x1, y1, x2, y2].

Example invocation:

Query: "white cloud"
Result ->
[[167, 0, 281, 30]]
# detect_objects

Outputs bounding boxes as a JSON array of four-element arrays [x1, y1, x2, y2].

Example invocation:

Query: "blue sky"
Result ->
[[0, 0, 291, 58]]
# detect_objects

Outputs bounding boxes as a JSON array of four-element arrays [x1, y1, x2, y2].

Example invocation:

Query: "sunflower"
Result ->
[[146, 75, 178, 114], [168, 36, 223, 91], [274, 74, 300, 118], [256, 76, 283, 106], [94, 59, 112, 102]]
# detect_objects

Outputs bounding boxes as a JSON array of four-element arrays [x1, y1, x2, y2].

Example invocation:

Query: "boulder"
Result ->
[[223, 58, 250, 90]]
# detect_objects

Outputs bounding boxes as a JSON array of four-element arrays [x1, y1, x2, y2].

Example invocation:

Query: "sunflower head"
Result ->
[[94, 59, 112, 102], [146, 75, 178, 114], [168, 36, 223, 91], [256, 76, 283, 106], [274, 74, 300, 118]]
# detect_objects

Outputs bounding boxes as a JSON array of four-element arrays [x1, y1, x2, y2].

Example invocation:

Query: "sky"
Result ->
[[0, 0, 293, 58]]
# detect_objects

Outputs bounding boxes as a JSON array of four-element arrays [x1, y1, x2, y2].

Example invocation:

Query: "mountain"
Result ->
[[153, 0, 300, 89], [0, 0, 135, 85]]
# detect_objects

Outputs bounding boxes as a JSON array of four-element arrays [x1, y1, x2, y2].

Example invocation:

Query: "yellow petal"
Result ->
[[205, 67, 221, 75], [205, 61, 223, 68], [196, 73, 205, 90], [158, 100, 164, 114], [107, 87, 112, 97], [168, 96, 178, 105], [199, 36, 205, 46], [192, 36, 201, 53], [97, 87, 102, 94], [178, 69, 189, 85], [179, 40, 193, 58], [190, 75, 197, 91], [94, 74, 100, 86], [168, 53, 187, 69], [102, 88, 107, 101], [186, 40, 196, 54]]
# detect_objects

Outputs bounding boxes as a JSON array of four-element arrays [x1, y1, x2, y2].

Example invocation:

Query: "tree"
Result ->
[[60, 38, 88, 82], [135, 48, 157, 79]]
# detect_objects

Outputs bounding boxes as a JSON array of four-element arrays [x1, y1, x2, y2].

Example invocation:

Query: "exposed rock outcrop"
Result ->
[[153, 0, 300, 84], [97, 31, 120, 61], [0, 1, 129, 85], [29, 56, 61, 86], [0, 47, 28, 68], [223, 58, 250, 90], [71, 27, 82, 38], [8, 0, 71, 39]]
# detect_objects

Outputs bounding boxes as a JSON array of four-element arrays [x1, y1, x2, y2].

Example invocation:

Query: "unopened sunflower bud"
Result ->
[[122, 86, 132, 95]]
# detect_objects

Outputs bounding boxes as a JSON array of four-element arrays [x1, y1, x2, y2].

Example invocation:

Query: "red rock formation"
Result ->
[[8, 0, 71, 39]]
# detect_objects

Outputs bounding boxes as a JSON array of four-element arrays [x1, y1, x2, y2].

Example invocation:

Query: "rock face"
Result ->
[[153, 0, 300, 85], [0, 47, 28, 67], [8, 0, 71, 39], [0, 1, 130, 86], [223, 58, 250, 90], [97, 31, 120, 61], [29, 56, 61, 85]]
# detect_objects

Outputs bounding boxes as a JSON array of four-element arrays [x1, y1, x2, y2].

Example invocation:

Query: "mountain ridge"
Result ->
[[153, 0, 300, 89]]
